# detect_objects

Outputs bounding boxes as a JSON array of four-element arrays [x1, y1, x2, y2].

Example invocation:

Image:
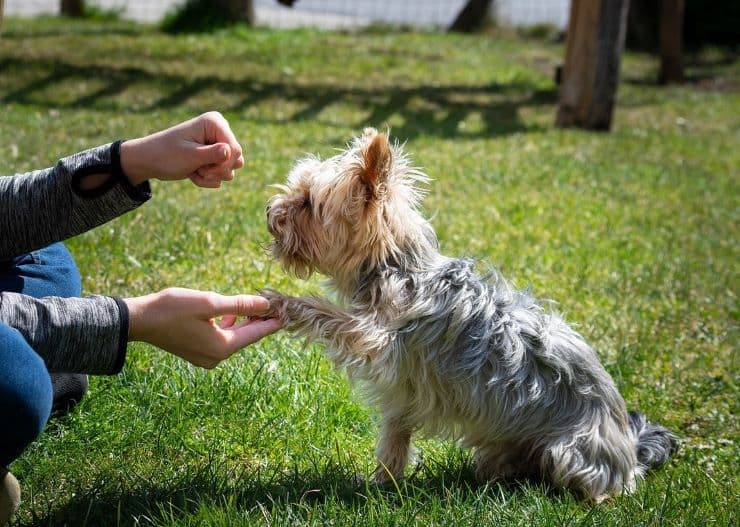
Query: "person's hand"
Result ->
[[120, 111, 245, 189], [124, 288, 282, 369]]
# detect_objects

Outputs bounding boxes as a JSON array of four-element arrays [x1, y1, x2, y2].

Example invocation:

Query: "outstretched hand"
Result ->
[[120, 111, 245, 188], [124, 288, 282, 369], [118, 114, 279, 367]]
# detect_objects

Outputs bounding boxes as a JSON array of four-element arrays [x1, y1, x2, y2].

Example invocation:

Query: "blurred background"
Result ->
[[4, 0, 738, 48], [6, 0, 571, 29]]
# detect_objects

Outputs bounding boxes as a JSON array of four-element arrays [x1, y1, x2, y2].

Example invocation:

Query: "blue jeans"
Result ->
[[0, 243, 81, 467]]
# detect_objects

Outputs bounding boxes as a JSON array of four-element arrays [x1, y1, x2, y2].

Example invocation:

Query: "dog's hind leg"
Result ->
[[473, 441, 529, 483], [541, 430, 638, 502]]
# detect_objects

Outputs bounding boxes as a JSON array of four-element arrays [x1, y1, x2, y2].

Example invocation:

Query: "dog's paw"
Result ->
[[352, 472, 397, 493], [259, 289, 288, 320], [370, 466, 403, 488]]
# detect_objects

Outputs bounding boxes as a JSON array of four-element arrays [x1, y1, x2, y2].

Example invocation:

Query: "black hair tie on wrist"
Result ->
[[71, 140, 152, 201]]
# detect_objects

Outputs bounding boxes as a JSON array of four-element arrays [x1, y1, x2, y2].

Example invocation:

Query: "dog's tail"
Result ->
[[628, 411, 679, 471]]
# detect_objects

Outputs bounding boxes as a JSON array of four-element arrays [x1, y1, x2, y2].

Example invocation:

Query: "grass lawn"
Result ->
[[1, 16, 738, 526]]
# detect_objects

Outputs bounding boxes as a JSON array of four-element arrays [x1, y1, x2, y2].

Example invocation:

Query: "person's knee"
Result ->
[[40, 243, 82, 297], [1, 380, 52, 443], [0, 325, 52, 465]]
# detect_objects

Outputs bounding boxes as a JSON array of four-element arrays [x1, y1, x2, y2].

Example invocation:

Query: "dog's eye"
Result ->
[[302, 197, 311, 210]]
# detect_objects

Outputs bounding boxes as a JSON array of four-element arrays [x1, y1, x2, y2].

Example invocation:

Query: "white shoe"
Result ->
[[0, 469, 20, 526]]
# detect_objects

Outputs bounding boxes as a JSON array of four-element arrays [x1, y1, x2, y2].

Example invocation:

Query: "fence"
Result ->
[[5, 0, 571, 29]]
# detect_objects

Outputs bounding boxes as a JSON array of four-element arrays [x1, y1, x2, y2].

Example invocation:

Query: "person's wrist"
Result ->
[[120, 137, 152, 186], [124, 293, 157, 343]]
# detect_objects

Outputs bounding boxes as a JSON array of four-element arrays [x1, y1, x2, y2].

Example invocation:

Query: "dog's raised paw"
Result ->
[[259, 289, 287, 319]]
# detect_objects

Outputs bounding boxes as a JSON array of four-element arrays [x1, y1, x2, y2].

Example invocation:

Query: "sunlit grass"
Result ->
[[1, 16, 737, 526]]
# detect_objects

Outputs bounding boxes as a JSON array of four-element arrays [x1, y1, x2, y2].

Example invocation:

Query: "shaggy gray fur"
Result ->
[[629, 411, 680, 469], [264, 127, 679, 501]]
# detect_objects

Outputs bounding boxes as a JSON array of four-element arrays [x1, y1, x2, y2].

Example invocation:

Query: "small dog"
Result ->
[[264, 128, 678, 502]]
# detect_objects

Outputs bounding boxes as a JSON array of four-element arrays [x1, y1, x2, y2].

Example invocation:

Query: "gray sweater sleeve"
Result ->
[[0, 141, 151, 374], [0, 293, 129, 374], [0, 141, 150, 259]]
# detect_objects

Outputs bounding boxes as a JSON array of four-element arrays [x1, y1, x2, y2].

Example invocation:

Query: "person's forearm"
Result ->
[[0, 292, 126, 374], [0, 142, 151, 260]]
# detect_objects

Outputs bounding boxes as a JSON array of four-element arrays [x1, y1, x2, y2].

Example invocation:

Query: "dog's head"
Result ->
[[267, 128, 436, 287]]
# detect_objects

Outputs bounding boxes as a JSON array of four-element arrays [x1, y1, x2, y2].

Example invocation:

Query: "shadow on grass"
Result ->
[[622, 49, 740, 90], [0, 21, 146, 40], [0, 56, 556, 140], [20, 458, 555, 526]]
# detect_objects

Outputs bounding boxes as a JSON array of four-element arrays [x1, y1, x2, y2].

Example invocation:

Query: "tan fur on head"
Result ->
[[267, 128, 434, 294], [359, 131, 393, 200]]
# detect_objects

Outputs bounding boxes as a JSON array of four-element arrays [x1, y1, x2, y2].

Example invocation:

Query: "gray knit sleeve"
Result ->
[[0, 141, 150, 373], [0, 292, 128, 374], [0, 141, 151, 259]]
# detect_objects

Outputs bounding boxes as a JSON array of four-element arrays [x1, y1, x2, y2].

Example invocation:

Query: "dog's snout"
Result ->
[[266, 203, 285, 238]]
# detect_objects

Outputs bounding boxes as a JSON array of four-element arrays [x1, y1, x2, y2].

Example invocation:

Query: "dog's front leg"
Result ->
[[372, 414, 412, 485], [262, 290, 391, 370]]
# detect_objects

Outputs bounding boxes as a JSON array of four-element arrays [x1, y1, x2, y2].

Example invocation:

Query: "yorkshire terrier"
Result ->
[[263, 128, 678, 502]]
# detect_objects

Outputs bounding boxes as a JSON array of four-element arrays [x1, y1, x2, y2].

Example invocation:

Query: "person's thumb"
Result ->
[[196, 143, 231, 166], [210, 294, 270, 317]]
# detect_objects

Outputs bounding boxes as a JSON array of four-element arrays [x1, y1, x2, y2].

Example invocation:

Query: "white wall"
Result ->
[[6, 0, 571, 30], [495, 0, 570, 30]]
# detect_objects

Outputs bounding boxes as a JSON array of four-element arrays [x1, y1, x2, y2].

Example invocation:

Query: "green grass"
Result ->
[[1, 16, 738, 526]]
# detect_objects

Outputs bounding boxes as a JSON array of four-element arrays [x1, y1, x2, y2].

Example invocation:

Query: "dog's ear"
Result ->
[[360, 132, 392, 195]]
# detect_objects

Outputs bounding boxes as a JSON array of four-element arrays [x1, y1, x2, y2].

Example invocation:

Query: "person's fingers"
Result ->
[[225, 317, 283, 350], [217, 123, 242, 160], [203, 112, 243, 162], [189, 172, 222, 188], [218, 314, 238, 329], [195, 143, 231, 166], [226, 140, 242, 163], [199, 164, 235, 182], [227, 316, 282, 332]]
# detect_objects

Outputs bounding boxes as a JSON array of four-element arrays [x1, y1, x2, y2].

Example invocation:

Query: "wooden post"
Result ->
[[659, 0, 684, 83], [60, 0, 84, 17], [215, 0, 255, 25], [555, 0, 631, 131], [449, 0, 492, 32]]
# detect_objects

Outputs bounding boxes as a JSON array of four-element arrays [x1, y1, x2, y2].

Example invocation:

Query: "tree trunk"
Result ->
[[659, 0, 684, 83], [60, 0, 84, 17], [449, 0, 492, 32], [555, 0, 630, 131], [215, 0, 255, 25], [0, 0, 5, 37]]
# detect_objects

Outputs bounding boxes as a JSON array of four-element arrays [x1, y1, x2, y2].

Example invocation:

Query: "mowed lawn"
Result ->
[[1, 16, 737, 527]]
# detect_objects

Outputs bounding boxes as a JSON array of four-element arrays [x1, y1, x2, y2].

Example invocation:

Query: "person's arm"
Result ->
[[0, 289, 280, 374], [0, 112, 268, 374], [0, 111, 244, 260], [0, 141, 151, 260], [0, 293, 127, 374]]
